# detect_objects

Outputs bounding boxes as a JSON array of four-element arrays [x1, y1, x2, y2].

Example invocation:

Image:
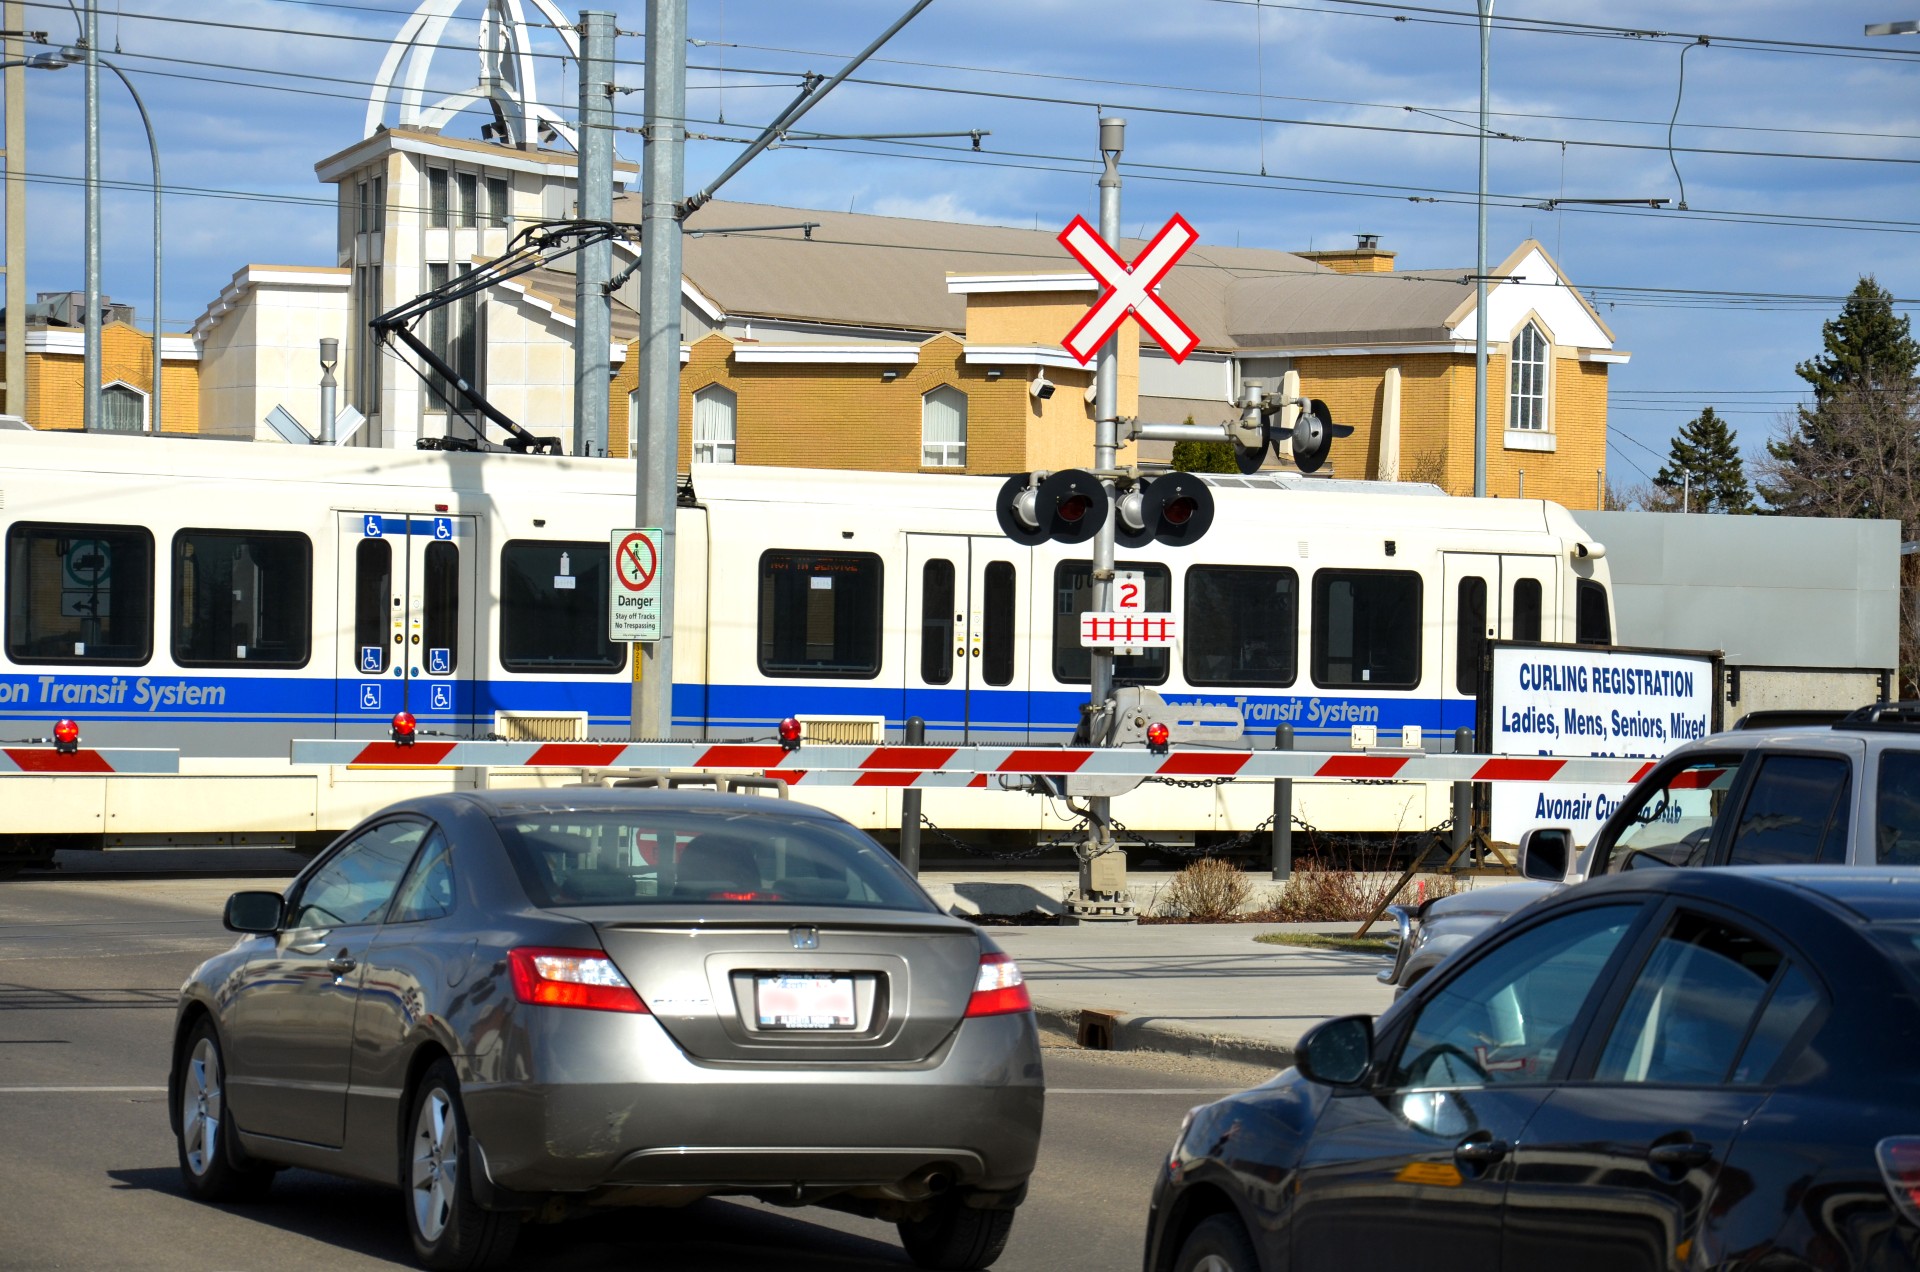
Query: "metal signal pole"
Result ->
[[1075, 116, 1132, 923], [82, 0, 98, 432], [1472, 0, 1492, 498], [634, 0, 685, 740]]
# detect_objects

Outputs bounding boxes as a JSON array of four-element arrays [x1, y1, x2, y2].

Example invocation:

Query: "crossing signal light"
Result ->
[[1234, 394, 1353, 474], [1115, 474, 1215, 548], [995, 469, 1109, 546], [52, 718, 80, 753]]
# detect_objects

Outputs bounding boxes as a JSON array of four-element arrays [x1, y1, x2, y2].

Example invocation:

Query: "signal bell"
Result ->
[[995, 469, 1109, 546], [1116, 474, 1215, 548]]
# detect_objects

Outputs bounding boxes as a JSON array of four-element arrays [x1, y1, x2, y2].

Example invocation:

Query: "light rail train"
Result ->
[[0, 430, 1613, 862]]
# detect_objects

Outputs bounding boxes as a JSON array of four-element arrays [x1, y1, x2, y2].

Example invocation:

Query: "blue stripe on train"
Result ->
[[0, 671, 1477, 741]]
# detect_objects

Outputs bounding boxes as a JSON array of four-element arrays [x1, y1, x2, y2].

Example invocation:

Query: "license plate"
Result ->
[[755, 975, 857, 1030]]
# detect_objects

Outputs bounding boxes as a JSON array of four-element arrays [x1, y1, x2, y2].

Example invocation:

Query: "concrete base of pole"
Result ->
[[1065, 838, 1135, 923]]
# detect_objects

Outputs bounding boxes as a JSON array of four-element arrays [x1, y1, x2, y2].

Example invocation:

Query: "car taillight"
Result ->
[[1879, 1137, 1920, 1224], [965, 952, 1031, 1018], [507, 947, 648, 1013]]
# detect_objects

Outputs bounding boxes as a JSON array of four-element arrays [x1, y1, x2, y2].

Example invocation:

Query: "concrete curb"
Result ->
[[1031, 1000, 1295, 1072]]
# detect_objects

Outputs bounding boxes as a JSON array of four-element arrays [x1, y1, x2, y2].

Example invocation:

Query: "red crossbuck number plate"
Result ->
[[756, 975, 857, 1030]]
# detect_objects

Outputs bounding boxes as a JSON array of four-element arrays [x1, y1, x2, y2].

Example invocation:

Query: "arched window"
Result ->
[[1508, 322, 1549, 432], [922, 385, 967, 468], [692, 384, 737, 464], [100, 382, 147, 433]]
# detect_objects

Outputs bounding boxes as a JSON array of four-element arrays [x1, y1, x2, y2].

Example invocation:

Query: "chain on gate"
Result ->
[[914, 813, 1064, 863]]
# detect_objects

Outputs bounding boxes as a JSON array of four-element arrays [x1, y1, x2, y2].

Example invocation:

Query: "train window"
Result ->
[[1577, 579, 1612, 646], [4, 522, 153, 665], [1455, 575, 1487, 696], [981, 561, 1016, 687], [1513, 577, 1543, 643], [1184, 565, 1297, 687], [920, 559, 954, 686], [500, 541, 626, 674], [1311, 569, 1421, 690], [171, 530, 312, 668], [758, 551, 883, 679], [354, 539, 391, 675], [1052, 560, 1169, 685], [423, 541, 459, 674]]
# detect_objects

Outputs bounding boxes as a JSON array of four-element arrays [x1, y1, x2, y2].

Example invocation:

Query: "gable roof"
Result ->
[[613, 197, 1609, 355]]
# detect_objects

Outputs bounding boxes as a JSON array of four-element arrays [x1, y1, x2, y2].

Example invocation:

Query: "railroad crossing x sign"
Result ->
[[1058, 213, 1200, 364]]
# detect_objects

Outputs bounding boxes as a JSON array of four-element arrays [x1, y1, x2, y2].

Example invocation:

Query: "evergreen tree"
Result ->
[[1171, 439, 1237, 472], [1762, 275, 1920, 514], [1651, 407, 1754, 513], [1795, 275, 1920, 405]]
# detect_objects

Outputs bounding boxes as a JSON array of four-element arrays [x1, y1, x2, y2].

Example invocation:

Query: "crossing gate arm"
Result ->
[[0, 747, 179, 775], [288, 740, 1654, 790]]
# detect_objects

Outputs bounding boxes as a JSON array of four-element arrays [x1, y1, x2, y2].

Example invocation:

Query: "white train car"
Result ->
[[0, 429, 1614, 863]]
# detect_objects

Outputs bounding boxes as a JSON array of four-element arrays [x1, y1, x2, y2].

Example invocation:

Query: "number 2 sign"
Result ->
[[1114, 570, 1145, 614]]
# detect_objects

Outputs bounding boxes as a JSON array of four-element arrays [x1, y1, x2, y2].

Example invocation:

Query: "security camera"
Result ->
[[1084, 382, 1098, 405], [1029, 373, 1056, 400]]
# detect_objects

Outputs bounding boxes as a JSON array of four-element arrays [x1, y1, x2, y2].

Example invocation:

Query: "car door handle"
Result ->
[[1454, 1137, 1511, 1166], [1647, 1140, 1714, 1170], [327, 954, 358, 976]]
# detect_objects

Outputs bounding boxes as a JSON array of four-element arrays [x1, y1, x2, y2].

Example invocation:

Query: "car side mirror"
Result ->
[[1517, 828, 1573, 882], [1295, 1014, 1373, 1088], [223, 890, 284, 934]]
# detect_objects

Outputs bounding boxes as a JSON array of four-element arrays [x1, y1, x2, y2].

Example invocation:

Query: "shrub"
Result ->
[[1260, 863, 1464, 923], [1156, 857, 1253, 920]]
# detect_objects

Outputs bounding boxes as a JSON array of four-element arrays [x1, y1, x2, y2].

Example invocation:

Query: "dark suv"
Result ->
[[1381, 702, 1920, 989]]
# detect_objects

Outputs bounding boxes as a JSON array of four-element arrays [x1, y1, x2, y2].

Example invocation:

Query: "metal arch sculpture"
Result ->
[[365, 0, 581, 150]]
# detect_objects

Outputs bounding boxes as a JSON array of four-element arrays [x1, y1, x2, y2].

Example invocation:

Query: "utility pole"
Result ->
[[571, 10, 614, 457], [634, 0, 685, 739], [3, 1, 23, 423], [82, 0, 98, 432], [1074, 116, 1132, 923], [1472, 0, 1492, 498]]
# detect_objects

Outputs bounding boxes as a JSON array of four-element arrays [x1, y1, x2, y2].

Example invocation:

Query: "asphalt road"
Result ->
[[0, 858, 1277, 1271]]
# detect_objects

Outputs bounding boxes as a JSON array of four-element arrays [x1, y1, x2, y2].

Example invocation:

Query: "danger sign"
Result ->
[[1058, 214, 1200, 364], [610, 528, 662, 642]]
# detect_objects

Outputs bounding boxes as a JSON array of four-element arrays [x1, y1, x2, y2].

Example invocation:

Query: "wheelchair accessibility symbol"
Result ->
[[428, 647, 451, 674], [363, 515, 383, 537], [433, 517, 453, 540], [360, 646, 382, 672], [359, 683, 382, 710], [429, 684, 453, 712]]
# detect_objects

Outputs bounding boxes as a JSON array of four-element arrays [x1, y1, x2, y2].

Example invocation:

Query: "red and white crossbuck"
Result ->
[[1058, 214, 1201, 364]]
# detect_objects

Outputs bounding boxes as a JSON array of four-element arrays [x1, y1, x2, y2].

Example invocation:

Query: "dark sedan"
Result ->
[[1146, 867, 1920, 1272], [169, 788, 1043, 1271]]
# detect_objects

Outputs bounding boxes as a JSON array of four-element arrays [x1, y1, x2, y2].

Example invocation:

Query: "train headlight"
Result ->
[[52, 718, 80, 754], [391, 712, 417, 746]]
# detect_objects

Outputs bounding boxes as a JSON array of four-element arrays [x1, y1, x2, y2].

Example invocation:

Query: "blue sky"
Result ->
[[18, 0, 1920, 488]]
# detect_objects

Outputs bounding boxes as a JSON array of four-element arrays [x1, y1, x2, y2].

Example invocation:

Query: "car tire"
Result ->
[[403, 1059, 520, 1272], [896, 1193, 1016, 1270], [1173, 1213, 1260, 1272], [175, 1017, 275, 1202]]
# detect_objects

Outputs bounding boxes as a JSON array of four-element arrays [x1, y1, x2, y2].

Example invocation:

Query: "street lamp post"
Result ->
[[11, 25, 162, 433], [1473, 0, 1493, 499]]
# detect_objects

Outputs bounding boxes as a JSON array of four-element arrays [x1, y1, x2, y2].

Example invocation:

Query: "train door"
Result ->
[[1441, 553, 1559, 719], [334, 512, 477, 737], [903, 535, 1029, 743]]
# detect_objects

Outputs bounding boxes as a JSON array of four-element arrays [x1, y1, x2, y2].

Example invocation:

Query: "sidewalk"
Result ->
[[914, 871, 1399, 1070]]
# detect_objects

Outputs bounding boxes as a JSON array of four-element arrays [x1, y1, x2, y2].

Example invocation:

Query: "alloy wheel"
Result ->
[[180, 1036, 222, 1177], [410, 1087, 457, 1242]]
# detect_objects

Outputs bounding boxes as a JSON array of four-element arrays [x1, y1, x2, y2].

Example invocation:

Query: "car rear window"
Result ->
[[495, 809, 937, 912]]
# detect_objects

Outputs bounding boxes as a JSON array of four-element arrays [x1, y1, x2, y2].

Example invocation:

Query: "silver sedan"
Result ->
[[169, 788, 1044, 1270]]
